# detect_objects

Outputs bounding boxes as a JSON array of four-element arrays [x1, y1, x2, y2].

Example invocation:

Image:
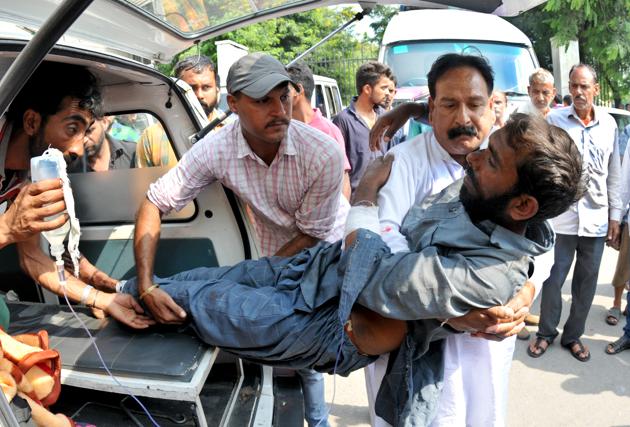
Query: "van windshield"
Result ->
[[383, 41, 536, 94]]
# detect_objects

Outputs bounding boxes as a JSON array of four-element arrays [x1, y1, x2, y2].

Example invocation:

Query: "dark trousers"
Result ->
[[537, 234, 606, 345]]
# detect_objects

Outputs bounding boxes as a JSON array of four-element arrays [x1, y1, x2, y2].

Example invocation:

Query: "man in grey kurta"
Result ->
[[123, 115, 584, 425]]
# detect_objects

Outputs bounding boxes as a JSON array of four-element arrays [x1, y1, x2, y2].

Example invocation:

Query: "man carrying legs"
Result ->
[[134, 52, 349, 427]]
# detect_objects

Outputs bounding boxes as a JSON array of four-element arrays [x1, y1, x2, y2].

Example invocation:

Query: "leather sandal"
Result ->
[[606, 335, 630, 355], [527, 336, 552, 358], [562, 339, 590, 362], [606, 307, 621, 326]]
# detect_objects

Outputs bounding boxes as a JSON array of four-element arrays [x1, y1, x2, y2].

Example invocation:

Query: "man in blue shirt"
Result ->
[[333, 61, 395, 191], [123, 113, 583, 426]]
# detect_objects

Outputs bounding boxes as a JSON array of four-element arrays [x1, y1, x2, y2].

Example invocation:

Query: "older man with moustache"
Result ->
[[516, 68, 557, 118], [530, 63, 622, 362], [368, 53, 535, 427]]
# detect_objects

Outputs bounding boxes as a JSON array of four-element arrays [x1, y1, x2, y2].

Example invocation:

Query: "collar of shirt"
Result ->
[[234, 118, 297, 163], [347, 96, 384, 122], [311, 107, 324, 123], [429, 132, 462, 165], [479, 218, 554, 257], [567, 104, 601, 128], [405, 179, 554, 257]]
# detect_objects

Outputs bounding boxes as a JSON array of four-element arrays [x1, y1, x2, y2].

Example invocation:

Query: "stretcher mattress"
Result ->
[[7, 302, 206, 382]]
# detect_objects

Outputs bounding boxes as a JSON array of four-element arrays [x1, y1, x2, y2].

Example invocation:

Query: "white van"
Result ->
[[312, 74, 343, 119], [380, 9, 539, 112]]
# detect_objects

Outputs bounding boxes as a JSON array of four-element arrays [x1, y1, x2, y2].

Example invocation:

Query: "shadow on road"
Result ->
[[513, 281, 630, 398], [328, 402, 371, 427]]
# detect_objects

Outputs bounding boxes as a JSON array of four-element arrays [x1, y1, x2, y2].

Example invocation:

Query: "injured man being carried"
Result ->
[[121, 114, 584, 425]]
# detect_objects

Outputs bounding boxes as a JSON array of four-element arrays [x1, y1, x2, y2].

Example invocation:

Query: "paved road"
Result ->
[[320, 246, 630, 427]]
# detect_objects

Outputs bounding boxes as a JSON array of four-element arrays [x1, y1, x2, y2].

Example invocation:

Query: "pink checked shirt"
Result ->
[[309, 108, 351, 171], [147, 118, 349, 256]]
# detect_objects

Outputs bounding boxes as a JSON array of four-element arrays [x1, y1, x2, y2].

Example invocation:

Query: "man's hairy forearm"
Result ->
[[274, 232, 319, 257], [134, 198, 163, 287]]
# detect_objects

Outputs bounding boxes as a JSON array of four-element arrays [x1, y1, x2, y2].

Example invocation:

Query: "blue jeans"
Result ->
[[125, 258, 335, 426], [122, 255, 373, 375], [298, 369, 330, 427]]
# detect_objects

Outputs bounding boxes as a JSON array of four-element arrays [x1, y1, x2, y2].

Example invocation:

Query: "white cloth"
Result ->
[[365, 131, 515, 427], [378, 132, 465, 253], [619, 142, 630, 224], [430, 335, 516, 427], [514, 101, 544, 117], [547, 106, 622, 236]]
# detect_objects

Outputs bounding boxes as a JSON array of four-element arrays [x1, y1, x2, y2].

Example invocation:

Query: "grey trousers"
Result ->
[[537, 234, 606, 345]]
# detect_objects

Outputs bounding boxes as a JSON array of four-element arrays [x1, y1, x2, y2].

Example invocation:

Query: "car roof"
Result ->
[[313, 74, 337, 85], [603, 106, 630, 116], [381, 9, 532, 47], [0, 0, 547, 63]]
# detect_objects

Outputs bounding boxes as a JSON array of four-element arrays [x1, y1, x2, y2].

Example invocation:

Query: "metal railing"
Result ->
[[302, 45, 379, 106]]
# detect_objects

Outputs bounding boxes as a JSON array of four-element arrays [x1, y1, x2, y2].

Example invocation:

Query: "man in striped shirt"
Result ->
[[134, 52, 348, 427]]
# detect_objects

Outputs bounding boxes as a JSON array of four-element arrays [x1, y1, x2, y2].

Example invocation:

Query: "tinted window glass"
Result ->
[[384, 41, 536, 94], [324, 86, 336, 116], [331, 86, 342, 113], [68, 112, 177, 174], [315, 85, 328, 118]]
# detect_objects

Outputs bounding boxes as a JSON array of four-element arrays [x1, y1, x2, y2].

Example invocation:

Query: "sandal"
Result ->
[[606, 307, 621, 326], [562, 340, 590, 362], [517, 327, 531, 341], [527, 336, 552, 358], [606, 335, 630, 355]]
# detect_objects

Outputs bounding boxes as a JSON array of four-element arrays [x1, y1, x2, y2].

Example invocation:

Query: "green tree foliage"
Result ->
[[158, 7, 380, 103], [365, 5, 399, 45], [506, 7, 554, 70], [508, 0, 630, 105], [159, 7, 363, 75]]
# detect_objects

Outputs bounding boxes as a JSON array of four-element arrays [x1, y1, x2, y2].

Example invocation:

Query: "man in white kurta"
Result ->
[[365, 53, 533, 427]]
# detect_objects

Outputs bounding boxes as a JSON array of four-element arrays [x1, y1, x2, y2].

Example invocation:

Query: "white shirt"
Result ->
[[620, 142, 630, 236], [148, 118, 349, 256], [378, 131, 465, 253], [547, 106, 622, 236], [515, 101, 543, 117]]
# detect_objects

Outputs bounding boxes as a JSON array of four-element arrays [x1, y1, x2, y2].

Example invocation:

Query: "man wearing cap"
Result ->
[[133, 52, 348, 427]]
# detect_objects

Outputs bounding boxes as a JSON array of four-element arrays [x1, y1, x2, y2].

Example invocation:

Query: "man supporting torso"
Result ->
[[365, 53, 525, 427]]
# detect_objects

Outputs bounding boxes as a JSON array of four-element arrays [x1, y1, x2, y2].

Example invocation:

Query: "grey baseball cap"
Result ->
[[227, 52, 295, 98]]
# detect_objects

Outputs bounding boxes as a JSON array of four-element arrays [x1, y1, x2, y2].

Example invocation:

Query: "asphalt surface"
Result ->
[[320, 245, 630, 427]]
